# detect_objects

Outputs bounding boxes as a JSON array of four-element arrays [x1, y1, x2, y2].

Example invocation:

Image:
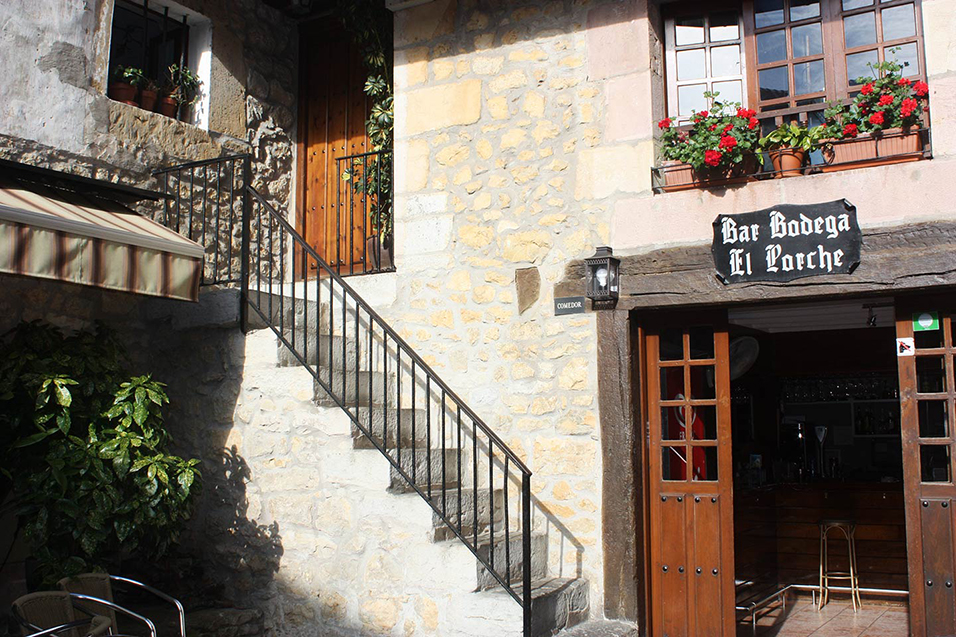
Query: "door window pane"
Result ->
[[691, 405, 718, 440], [847, 49, 879, 84], [661, 368, 685, 402], [755, 0, 785, 28], [882, 4, 916, 41], [760, 66, 790, 100], [791, 0, 821, 21], [663, 407, 687, 441], [660, 328, 684, 361], [915, 325, 943, 349], [675, 16, 705, 45], [677, 48, 707, 80], [710, 12, 740, 42], [693, 447, 719, 481], [916, 357, 947, 394], [794, 60, 826, 94], [920, 445, 951, 483], [792, 23, 824, 58], [690, 366, 716, 400], [689, 326, 715, 359], [845, 12, 877, 48], [712, 45, 741, 77], [918, 400, 949, 438], [713, 80, 743, 106], [663, 445, 688, 480], [758, 29, 788, 64], [887, 43, 919, 75], [843, 0, 873, 8]]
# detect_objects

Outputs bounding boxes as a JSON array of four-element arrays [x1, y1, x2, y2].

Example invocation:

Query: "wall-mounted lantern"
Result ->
[[584, 246, 620, 303]]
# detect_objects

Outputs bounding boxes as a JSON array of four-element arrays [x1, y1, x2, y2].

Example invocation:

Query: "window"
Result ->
[[665, 11, 748, 123], [108, 0, 211, 127], [663, 0, 926, 116]]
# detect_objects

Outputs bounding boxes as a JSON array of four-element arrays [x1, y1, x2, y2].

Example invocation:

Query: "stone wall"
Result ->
[[0, 0, 297, 209], [388, 0, 649, 611]]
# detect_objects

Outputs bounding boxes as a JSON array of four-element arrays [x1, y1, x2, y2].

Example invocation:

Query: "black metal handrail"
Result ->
[[332, 150, 395, 277], [152, 155, 534, 636]]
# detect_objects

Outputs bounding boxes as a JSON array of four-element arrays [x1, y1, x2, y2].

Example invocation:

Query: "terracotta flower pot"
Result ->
[[108, 81, 137, 105], [366, 234, 393, 272], [139, 89, 158, 112], [158, 96, 178, 118], [659, 160, 695, 192], [768, 147, 806, 178]]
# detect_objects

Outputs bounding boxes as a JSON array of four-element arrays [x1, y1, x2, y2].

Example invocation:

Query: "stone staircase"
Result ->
[[239, 293, 592, 636]]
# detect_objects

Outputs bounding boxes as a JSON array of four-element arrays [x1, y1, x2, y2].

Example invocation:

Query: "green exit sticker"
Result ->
[[913, 311, 940, 332]]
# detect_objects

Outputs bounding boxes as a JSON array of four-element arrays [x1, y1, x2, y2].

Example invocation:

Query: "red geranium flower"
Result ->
[[723, 124, 734, 133], [860, 83, 874, 95], [878, 94, 894, 106], [898, 77, 912, 86], [914, 81, 929, 97], [748, 117, 759, 130], [704, 149, 723, 167], [719, 135, 737, 150], [869, 111, 885, 126], [736, 107, 756, 119], [709, 124, 718, 131], [901, 97, 918, 117], [658, 118, 672, 129], [843, 124, 858, 138]]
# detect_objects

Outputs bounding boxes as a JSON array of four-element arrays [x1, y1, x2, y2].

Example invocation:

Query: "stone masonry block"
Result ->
[[574, 144, 651, 200], [400, 79, 482, 137]]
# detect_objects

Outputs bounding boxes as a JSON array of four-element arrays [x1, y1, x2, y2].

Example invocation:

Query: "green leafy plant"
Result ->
[[166, 64, 202, 106], [113, 65, 146, 87], [759, 121, 827, 151], [0, 322, 201, 585], [658, 92, 761, 172], [335, 0, 394, 242], [823, 55, 929, 139]]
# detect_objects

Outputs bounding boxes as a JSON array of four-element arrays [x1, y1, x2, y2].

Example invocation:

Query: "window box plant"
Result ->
[[759, 121, 826, 178], [821, 57, 928, 172], [108, 66, 144, 105], [657, 93, 761, 192], [158, 64, 202, 120]]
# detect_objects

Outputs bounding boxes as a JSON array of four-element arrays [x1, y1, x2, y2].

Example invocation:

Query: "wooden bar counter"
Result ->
[[735, 482, 907, 596]]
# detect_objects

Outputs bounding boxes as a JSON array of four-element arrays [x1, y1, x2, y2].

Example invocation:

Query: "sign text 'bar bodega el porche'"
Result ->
[[712, 199, 862, 285]]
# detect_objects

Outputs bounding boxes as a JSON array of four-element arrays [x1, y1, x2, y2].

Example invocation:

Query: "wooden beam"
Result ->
[[556, 221, 956, 311]]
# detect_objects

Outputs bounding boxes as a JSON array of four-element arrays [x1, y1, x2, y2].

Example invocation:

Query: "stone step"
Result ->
[[246, 290, 331, 333], [429, 488, 504, 542], [277, 331, 358, 367], [350, 407, 431, 449], [387, 448, 461, 493], [553, 620, 638, 637], [476, 532, 548, 591], [313, 369, 396, 407], [525, 577, 590, 636]]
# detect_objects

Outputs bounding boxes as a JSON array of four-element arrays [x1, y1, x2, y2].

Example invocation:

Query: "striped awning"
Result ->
[[0, 176, 203, 301]]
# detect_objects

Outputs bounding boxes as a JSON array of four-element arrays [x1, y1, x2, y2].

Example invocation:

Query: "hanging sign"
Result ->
[[554, 296, 586, 316], [712, 200, 861, 284], [913, 311, 939, 332]]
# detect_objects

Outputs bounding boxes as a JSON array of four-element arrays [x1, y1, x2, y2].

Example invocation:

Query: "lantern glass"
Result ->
[[585, 246, 620, 302]]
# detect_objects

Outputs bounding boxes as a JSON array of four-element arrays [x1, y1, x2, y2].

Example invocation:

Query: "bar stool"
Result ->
[[818, 519, 862, 611]]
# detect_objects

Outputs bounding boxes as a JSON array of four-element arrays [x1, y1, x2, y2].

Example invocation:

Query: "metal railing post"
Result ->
[[523, 474, 532, 637], [239, 156, 252, 332]]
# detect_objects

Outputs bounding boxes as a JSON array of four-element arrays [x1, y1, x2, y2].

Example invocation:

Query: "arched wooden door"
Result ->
[[896, 298, 956, 636], [644, 317, 736, 636]]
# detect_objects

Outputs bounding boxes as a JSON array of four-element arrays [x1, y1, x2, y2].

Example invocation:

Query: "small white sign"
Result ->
[[897, 337, 915, 357]]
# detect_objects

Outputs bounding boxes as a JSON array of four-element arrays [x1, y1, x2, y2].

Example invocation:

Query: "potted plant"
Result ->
[[138, 77, 160, 112], [162, 64, 202, 121], [759, 121, 826, 178], [821, 56, 928, 171], [108, 65, 143, 105], [657, 92, 761, 191]]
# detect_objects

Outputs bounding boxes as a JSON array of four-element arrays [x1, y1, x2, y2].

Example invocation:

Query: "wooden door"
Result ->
[[298, 18, 370, 276], [896, 300, 956, 637], [644, 318, 735, 637]]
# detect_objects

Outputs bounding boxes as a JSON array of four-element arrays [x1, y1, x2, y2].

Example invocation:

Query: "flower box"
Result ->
[[659, 156, 757, 192], [822, 128, 923, 172]]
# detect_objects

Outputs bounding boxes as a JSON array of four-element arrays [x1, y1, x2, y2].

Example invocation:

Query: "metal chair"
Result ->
[[817, 518, 862, 611], [58, 573, 183, 637], [12, 591, 112, 637]]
